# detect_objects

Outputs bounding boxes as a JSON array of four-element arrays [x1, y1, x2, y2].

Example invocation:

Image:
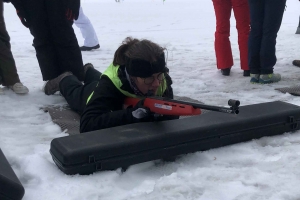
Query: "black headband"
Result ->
[[126, 53, 166, 78]]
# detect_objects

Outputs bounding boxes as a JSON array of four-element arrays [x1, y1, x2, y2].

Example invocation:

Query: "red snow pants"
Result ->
[[212, 0, 250, 70]]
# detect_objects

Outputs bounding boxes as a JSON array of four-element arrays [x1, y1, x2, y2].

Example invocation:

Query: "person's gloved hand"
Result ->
[[9, 0, 28, 26], [131, 99, 153, 121], [66, 0, 80, 20], [10, 0, 29, 28]]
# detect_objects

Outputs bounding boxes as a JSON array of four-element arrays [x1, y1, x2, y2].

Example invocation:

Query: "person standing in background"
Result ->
[[8, 0, 85, 84], [248, 0, 286, 84], [0, 0, 29, 94], [212, 0, 250, 77], [75, 6, 100, 51]]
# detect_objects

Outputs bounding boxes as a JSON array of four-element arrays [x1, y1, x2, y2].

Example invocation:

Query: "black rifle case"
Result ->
[[50, 101, 300, 175], [0, 149, 25, 200]]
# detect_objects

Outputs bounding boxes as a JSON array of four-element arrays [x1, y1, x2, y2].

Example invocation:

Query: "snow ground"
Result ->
[[2, 0, 300, 199]]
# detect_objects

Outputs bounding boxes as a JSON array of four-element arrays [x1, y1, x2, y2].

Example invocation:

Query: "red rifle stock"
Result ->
[[124, 97, 240, 116]]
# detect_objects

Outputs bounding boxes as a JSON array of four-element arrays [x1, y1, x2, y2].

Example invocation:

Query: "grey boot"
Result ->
[[43, 72, 73, 95]]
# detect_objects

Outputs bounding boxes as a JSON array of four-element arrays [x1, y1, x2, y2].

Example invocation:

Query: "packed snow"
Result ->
[[2, 0, 300, 199]]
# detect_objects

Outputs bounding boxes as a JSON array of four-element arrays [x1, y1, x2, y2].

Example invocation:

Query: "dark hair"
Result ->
[[113, 37, 165, 65], [113, 37, 166, 78]]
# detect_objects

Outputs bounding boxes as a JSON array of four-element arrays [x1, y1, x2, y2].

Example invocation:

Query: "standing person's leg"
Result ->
[[0, 0, 28, 93], [74, 7, 100, 51], [23, 0, 61, 81], [0, 0, 20, 86], [232, 0, 250, 74], [260, 0, 286, 75], [248, 0, 264, 81], [46, 0, 85, 81], [212, 0, 233, 75]]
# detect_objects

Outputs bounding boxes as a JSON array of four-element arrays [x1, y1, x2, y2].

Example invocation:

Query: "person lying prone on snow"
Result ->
[[42, 37, 179, 133]]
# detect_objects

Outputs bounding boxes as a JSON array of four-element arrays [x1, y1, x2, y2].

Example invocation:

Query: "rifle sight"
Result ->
[[228, 99, 240, 107]]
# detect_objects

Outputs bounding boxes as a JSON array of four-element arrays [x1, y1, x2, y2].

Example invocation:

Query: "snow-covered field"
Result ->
[[2, 0, 300, 199]]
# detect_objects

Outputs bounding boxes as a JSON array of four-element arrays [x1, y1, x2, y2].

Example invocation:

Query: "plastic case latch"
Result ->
[[88, 155, 102, 171], [89, 155, 95, 163], [288, 116, 298, 129]]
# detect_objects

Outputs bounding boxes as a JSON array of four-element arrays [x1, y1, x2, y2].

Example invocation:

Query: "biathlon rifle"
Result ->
[[124, 96, 240, 116]]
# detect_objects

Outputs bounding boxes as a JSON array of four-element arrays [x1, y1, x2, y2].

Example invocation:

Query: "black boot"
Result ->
[[293, 60, 300, 67], [243, 70, 250, 77], [221, 68, 230, 76], [80, 44, 100, 51]]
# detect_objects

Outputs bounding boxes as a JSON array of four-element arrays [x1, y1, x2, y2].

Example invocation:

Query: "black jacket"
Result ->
[[80, 65, 177, 133]]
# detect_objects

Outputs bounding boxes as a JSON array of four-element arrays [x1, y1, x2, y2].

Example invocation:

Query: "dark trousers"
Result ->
[[59, 68, 101, 114], [0, 0, 20, 86], [212, 0, 250, 70], [22, 0, 84, 81], [248, 0, 286, 74]]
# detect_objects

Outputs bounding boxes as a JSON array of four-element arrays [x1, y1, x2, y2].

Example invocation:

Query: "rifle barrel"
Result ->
[[149, 97, 239, 114]]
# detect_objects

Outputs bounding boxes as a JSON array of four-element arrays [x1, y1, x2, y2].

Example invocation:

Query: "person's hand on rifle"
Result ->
[[66, 0, 80, 20], [131, 99, 154, 122], [9, 0, 29, 28], [131, 98, 179, 122]]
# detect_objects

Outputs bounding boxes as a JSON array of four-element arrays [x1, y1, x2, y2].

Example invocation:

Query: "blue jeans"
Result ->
[[248, 0, 286, 74]]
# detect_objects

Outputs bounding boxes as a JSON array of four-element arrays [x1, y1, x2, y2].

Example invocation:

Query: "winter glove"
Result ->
[[66, 0, 80, 20], [131, 99, 153, 121], [10, 0, 29, 28]]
